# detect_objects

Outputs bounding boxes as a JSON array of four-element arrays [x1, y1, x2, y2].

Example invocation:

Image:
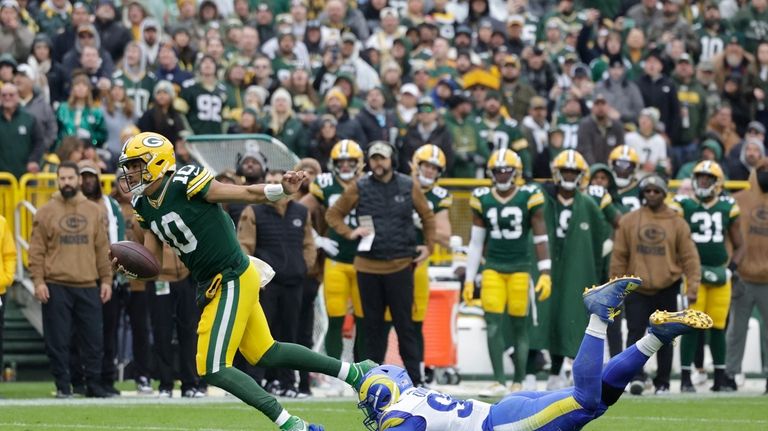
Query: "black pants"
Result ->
[[625, 283, 679, 388], [42, 284, 103, 391], [148, 278, 200, 392], [126, 289, 151, 381], [607, 312, 624, 357], [260, 280, 303, 389], [297, 277, 320, 393], [358, 267, 422, 384], [100, 282, 126, 386]]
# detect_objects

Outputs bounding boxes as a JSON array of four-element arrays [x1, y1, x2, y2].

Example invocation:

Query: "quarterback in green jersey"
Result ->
[[464, 149, 551, 397], [671, 160, 745, 393], [116, 132, 374, 431], [299, 139, 365, 363]]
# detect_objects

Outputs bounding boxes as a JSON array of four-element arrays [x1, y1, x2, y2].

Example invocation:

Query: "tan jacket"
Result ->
[[734, 164, 768, 284], [29, 192, 112, 288], [0, 215, 17, 294], [237, 202, 317, 270], [610, 205, 701, 295]]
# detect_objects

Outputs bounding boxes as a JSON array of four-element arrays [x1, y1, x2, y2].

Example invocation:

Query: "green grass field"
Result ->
[[0, 382, 766, 431]]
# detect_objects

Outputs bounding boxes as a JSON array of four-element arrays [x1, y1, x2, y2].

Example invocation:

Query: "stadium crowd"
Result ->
[[0, 0, 767, 402]]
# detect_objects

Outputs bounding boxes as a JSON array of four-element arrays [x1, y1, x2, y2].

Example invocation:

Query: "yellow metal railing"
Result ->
[[0, 172, 18, 228]]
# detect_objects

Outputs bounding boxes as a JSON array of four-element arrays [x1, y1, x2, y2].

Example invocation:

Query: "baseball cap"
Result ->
[[748, 121, 766, 135], [380, 7, 397, 19], [639, 174, 668, 195], [15, 63, 36, 81], [78, 159, 101, 176], [507, 15, 524, 26], [368, 141, 393, 159], [530, 96, 547, 109], [698, 60, 714, 72], [400, 83, 420, 98], [417, 96, 435, 112], [677, 53, 692, 64], [341, 32, 357, 43]]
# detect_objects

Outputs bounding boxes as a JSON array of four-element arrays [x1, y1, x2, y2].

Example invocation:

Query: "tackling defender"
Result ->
[[671, 160, 744, 392], [299, 140, 366, 362], [463, 149, 551, 396], [116, 132, 374, 431], [357, 277, 714, 431]]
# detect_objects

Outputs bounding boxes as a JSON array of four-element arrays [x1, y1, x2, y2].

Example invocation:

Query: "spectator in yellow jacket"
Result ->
[[0, 214, 18, 377]]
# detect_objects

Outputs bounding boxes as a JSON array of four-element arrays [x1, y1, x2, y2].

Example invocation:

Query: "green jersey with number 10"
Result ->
[[469, 184, 544, 273], [133, 165, 248, 282]]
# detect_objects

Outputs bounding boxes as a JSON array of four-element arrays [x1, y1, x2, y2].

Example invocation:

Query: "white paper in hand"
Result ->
[[357, 215, 375, 252]]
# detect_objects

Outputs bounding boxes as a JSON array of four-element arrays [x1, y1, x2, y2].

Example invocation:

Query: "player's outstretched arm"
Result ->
[[204, 171, 309, 204]]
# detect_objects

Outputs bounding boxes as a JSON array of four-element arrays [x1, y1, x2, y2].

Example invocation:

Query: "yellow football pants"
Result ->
[[412, 261, 429, 322], [323, 259, 364, 318], [481, 270, 530, 317], [691, 280, 731, 329], [196, 261, 274, 376]]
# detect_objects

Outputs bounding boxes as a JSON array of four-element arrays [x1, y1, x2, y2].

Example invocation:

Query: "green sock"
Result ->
[[680, 330, 699, 368], [260, 341, 342, 378], [325, 317, 344, 359], [354, 316, 365, 361], [203, 367, 283, 421], [508, 316, 529, 383], [414, 321, 424, 361], [485, 312, 507, 385], [710, 328, 726, 365]]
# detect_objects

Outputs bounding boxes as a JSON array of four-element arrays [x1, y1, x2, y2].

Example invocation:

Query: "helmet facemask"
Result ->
[[612, 159, 636, 188], [693, 173, 717, 199], [334, 157, 359, 181], [417, 161, 442, 187], [491, 167, 516, 191], [556, 168, 583, 191], [119, 156, 155, 196]]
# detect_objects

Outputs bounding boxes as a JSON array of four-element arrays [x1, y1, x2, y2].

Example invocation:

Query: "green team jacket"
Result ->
[[55, 103, 107, 148], [539, 184, 608, 357]]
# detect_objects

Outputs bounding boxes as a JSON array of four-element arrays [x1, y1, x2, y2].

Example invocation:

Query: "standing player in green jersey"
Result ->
[[299, 140, 365, 363], [112, 41, 157, 115], [410, 144, 453, 373], [463, 149, 552, 397], [116, 132, 374, 431], [671, 161, 745, 392], [541, 149, 609, 390], [609, 145, 642, 214], [475, 91, 533, 179], [180, 55, 227, 135]]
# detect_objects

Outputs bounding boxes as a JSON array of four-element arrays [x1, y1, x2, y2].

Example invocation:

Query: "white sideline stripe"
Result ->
[[212, 280, 235, 373], [609, 416, 768, 424], [0, 423, 236, 431]]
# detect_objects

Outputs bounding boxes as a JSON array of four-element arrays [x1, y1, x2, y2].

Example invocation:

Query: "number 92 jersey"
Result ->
[[670, 194, 740, 267], [469, 185, 544, 273], [133, 165, 248, 282], [378, 387, 491, 431]]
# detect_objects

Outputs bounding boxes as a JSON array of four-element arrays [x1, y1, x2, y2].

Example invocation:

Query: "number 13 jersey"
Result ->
[[469, 185, 544, 274], [379, 388, 492, 431], [132, 165, 248, 282]]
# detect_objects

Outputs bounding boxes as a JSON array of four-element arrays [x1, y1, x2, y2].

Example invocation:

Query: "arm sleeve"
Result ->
[[95, 212, 113, 285], [678, 221, 701, 293], [464, 225, 487, 284], [413, 181, 436, 252], [326, 181, 359, 237], [0, 218, 17, 291], [302, 212, 317, 269], [237, 205, 257, 256], [28, 210, 48, 286]]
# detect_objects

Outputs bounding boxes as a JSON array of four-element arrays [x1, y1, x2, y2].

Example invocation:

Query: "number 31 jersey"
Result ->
[[469, 185, 544, 273], [378, 387, 491, 431], [133, 165, 248, 282], [671, 194, 740, 267]]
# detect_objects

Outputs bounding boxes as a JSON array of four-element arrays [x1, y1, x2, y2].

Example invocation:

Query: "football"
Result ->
[[109, 241, 160, 279]]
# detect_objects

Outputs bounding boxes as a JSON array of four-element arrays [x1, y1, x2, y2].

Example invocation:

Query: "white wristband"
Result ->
[[537, 259, 552, 272], [533, 234, 549, 244], [264, 184, 287, 202]]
